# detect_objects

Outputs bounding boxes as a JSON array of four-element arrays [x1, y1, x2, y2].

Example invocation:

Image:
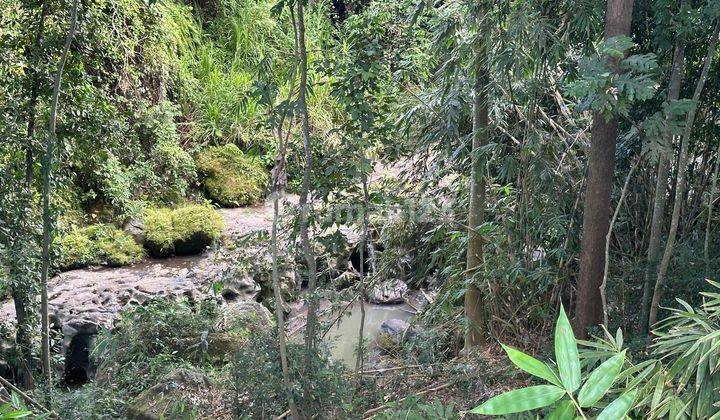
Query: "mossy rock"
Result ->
[[143, 205, 224, 258], [56, 231, 95, 270], [143, 209, 176, 257], [196, 144, 268, 207], [56, 225, 144, 270]]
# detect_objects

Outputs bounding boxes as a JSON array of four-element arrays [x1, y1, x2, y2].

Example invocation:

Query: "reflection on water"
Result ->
[[324, 302, 413, 366]]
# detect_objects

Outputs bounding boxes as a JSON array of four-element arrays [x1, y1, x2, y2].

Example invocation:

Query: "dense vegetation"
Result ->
[[1, 0, 719, 418]]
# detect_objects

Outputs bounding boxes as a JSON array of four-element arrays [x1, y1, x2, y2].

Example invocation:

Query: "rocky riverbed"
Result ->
[[0, 190, 425, 385]]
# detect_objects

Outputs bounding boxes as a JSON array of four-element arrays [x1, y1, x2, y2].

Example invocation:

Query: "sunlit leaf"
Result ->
[[555, 305, 581, 392], [578, 351, 625, 407], [469, 385, 565, 415]]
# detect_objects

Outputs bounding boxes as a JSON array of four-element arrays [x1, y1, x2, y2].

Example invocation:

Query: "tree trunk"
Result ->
[[271, 180, 300, 419], [355, 154, 373, 379], [11, 290, 34, 389], [24, 2, 49, 187], [464, 6, 489, 350], [296, 0, 318, 409], [574, 0, 634, 338], [40, 0, 79, 399], [705, 142, 720, 269], [649, 19, 720, 329], [639, 34, 686, 334], [12, 1, 50, 391]]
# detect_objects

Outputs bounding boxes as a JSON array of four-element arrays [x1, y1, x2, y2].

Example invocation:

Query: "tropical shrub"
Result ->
[[651, 280, 720, 419], [56, 224, 144, 270], [63, 299, 243, 417], [232, 335, 353, 418], [0, 393, 32, 418], [471, 306, 638, 418], [133, 101, 197, 204], [196, 144, 268, 207], [470, 288, 720, 419], [376, 397, 458, 419], [143, 204, 224, 257]]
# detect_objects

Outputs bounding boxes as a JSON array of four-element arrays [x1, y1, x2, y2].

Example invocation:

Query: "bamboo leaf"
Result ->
[[469, 385, 565, 415], [546, 399, 575, 420], [597, 389, 637, 420], [501, 344, 561, 386], [555, 304, 581, 392], [578, 351, 625, 407]]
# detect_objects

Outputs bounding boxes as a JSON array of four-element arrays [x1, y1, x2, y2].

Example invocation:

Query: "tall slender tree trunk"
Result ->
[[271, 177, 300, 419], [296, 0, 318, 409], [639, 34, 686, 334], [355, 154, 373, 379], [464, 6, 489, 350], [271, 7, 299, 199], [574, 0, 634, 338], [40, 0, 79, 400], [649, 20, 720, 329], [13, 1, 50, 391], [705, 142, 720, 269]]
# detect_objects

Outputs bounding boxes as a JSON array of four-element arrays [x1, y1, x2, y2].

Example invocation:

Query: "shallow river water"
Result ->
[[323, 302, 413, 366]]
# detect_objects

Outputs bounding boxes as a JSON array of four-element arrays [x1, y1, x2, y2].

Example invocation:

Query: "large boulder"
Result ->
[[216, 301, 273, 334], [219, 275, 261, 303], [196, 144, 268, 207], [123, 217, 145, 245], [368, 280, 409, 304], [143, 205, 224, 257], [176, 332, 248, 364], [56, 224, 144, 270], [127, 369, 227, 420], [380, 318, 410, 337]]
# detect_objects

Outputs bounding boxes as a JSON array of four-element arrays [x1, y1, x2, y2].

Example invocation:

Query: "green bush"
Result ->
[[134, 101, 197, 204], [233, 335, 354, 418], [56, 225, 144, 270], [143, 204, 224, 257], [73, 299, 241, 417], [196, 144, 268, 207]]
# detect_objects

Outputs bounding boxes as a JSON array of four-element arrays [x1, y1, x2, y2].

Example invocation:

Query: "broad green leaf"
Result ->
[[651, 373, 666, 411], [4, 410, 32, 419], [578, 351, 626, 407], [501, 344, 561, 386], [597, 389, 637, 420], [469, 385, 565, 415], [555, 305, 581, 392], [546, 399, 575, 420]]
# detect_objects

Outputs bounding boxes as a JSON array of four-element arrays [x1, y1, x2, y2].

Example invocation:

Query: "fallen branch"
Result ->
[[359, 364, 423, 375], [362, 381, 454, 418], [0, 375, 54, 417]]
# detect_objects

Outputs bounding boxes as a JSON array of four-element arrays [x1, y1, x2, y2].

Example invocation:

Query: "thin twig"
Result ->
[[601, 157, 640, 327]]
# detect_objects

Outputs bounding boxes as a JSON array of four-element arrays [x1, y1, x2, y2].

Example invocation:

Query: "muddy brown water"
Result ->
[[324, 302, 413, 366]]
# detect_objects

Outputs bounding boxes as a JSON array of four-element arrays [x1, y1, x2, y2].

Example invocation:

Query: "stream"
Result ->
[[324, 302, 413, 366]]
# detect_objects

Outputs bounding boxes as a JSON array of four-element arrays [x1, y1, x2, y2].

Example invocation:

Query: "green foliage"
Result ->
[[133, 101, 197, 204], [60, 299, 239, 417], [567, 36, 659, 118], [0, 392, 33, 419], [196, 144, 268, 207], [143, 204, 224, 257], [55, 224, 144, 270], [232, 335, 354, 418], [471, 306, 635, 418], [651, 280, 720, 419], [375, 397, 458, 419]]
